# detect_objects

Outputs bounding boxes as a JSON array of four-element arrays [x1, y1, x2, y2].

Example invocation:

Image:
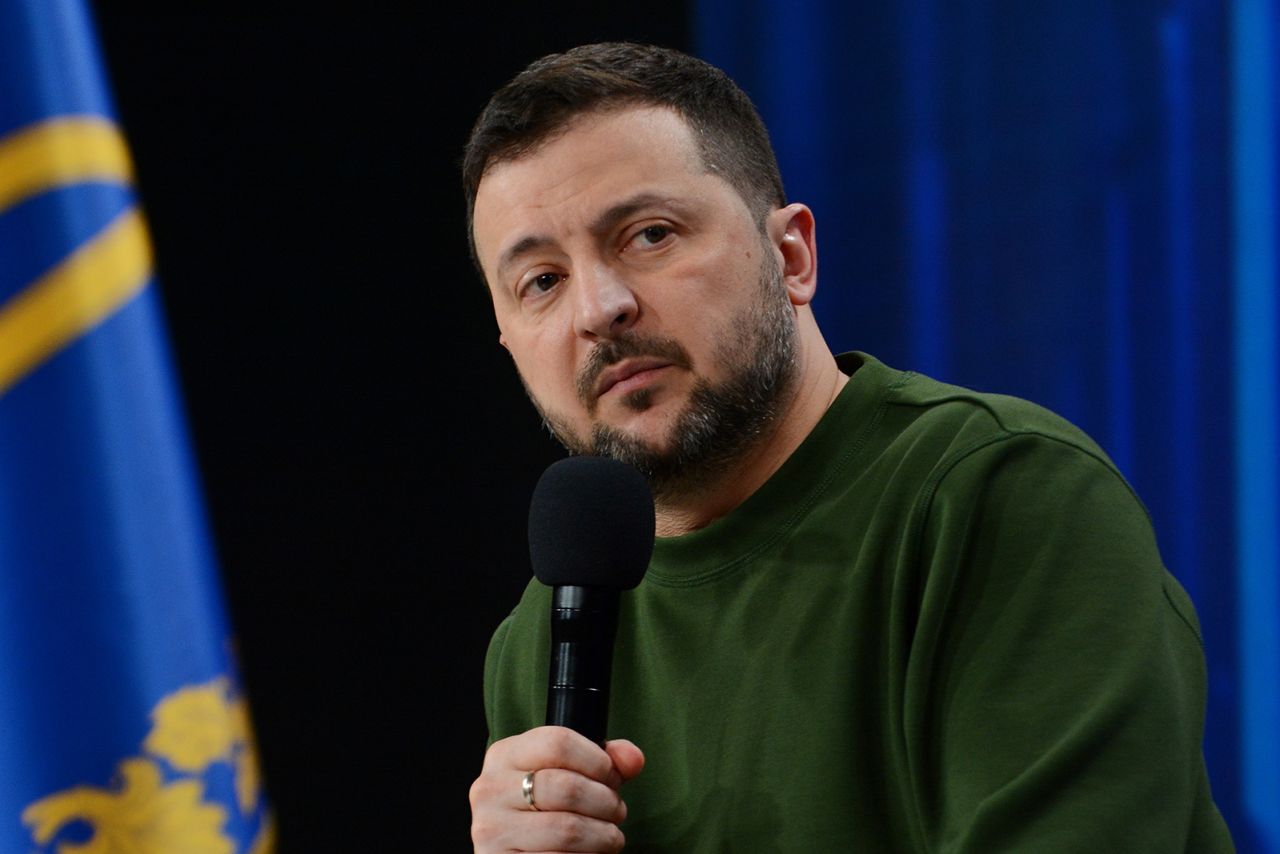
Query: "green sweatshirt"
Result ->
[[484, 353, 1234, 852]]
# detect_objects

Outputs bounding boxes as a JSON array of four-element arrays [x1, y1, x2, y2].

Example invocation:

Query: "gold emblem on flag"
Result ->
[[21, 677, 274, 854]]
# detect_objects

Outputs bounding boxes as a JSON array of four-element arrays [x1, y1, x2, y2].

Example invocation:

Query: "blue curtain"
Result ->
[[697, 2, 1277, 850]]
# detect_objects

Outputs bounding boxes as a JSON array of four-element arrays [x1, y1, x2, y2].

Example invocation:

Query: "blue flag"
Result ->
[[0, 3, 273, 851]]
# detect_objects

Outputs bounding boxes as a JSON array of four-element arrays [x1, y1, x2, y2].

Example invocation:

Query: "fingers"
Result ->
[[495, 810, 626, 854], [491, 726, 618, 785], [470, 727, 641, 853], [522, 767, 627, 821], [470, 772, 625, 853]]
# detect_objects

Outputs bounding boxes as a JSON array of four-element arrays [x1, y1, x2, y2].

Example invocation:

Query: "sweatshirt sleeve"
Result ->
[[904, 432, 1233, 852], [482, 615, 513, 748]]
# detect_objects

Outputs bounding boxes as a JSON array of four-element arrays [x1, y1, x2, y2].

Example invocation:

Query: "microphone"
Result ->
[[528, 456, 654, 746]]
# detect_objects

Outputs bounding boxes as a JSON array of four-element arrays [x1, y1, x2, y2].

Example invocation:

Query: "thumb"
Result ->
[[604, 739, 645, 783]]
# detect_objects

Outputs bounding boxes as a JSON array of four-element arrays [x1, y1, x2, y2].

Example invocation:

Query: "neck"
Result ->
[[653, 336, 848, 537]]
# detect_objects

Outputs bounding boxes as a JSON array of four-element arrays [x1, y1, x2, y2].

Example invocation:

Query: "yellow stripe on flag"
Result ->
[[0, 207, 153, 396], [0, 116, 135, 214]]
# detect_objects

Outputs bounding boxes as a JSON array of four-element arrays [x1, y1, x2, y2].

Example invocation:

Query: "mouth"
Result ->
[[576, 334, 694, 412], [595, 358, 674, 400]]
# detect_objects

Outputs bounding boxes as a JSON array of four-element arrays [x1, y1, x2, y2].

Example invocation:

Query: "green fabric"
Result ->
[[484, 353, 1234, 852]]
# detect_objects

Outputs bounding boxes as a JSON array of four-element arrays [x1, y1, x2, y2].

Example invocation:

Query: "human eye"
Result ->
[[627, 223, 674, 250], [519, 270, 564, 300]]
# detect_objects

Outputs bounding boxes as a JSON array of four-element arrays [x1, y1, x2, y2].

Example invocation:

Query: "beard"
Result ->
[[523, 253, 799, 502]]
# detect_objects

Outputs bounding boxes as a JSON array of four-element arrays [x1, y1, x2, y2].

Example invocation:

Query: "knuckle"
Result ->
[[545, 726, 576, 755], [467, 774, 496, 807], [479, 738, 510, 772], [557, 770, 588, 806], [550, 812, 587, 847], [470, 816, 496, 844]]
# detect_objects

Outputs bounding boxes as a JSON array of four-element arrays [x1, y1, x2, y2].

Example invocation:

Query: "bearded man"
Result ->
[[464, 42, 1233, 853]]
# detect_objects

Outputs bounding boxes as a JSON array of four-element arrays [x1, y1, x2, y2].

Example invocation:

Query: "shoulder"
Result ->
[[875, 370, 1192, 647], [885, 364, 1110, 464], [839, 354, 1138, 517], [893, 374, 1151, 538], [836, 356, 1172, 615]]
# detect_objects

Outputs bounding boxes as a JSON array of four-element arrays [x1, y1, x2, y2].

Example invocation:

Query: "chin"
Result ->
[[596, 404, 684, 450]]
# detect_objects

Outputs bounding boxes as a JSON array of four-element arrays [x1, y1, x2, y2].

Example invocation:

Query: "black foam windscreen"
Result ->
[[528, 456, 655, 589]]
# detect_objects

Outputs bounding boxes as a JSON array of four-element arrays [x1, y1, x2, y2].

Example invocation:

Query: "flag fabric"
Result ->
[[0, 2, 272, 851]]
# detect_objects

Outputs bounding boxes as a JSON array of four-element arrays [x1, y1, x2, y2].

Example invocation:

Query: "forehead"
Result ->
[[472, 107, 722, 272], [482, 105, 705, 203]]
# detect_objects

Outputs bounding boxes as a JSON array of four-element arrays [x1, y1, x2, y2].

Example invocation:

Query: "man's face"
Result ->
[[472, 106, 797, 497]]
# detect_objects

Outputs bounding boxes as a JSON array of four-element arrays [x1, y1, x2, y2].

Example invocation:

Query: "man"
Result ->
[[465, 43, 1233, 852]]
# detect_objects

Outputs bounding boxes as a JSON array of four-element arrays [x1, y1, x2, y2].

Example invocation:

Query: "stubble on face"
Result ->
[[575, 334, 693, 417], [521, 252, 799, 502]]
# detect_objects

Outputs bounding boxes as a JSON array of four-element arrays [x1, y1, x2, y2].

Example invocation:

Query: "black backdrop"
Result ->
[[92, 8, 688, 851]]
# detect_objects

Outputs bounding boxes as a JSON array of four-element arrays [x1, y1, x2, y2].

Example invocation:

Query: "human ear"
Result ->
[[768, 204, 818, 306]]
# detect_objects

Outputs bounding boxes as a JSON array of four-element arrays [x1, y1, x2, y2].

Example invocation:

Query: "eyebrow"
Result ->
[[496, 234, 555, 283], [494, 191, 690, 282]]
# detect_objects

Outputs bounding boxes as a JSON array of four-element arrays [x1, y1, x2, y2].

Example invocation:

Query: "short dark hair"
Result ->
[[462, 42, 786, 276]]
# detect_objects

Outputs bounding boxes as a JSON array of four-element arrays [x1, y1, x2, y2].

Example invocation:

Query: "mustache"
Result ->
[[576, 333, 693, 405]]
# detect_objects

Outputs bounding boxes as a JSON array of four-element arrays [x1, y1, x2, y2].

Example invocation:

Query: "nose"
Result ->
[[572, 263, 638, 340]]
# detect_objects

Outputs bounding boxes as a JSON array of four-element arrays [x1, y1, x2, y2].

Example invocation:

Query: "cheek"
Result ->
[[656, 256, 749, 324], [508, 329, 578, 394]]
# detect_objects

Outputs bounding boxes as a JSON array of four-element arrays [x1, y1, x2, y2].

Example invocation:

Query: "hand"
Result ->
[[470, 726, 645, 853]]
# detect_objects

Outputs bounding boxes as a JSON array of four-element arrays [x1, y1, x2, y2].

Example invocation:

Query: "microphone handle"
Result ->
[[546, 585, 621, 746]]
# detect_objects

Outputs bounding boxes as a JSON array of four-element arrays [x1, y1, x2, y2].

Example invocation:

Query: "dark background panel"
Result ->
[[92, 8, 689, 851]]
